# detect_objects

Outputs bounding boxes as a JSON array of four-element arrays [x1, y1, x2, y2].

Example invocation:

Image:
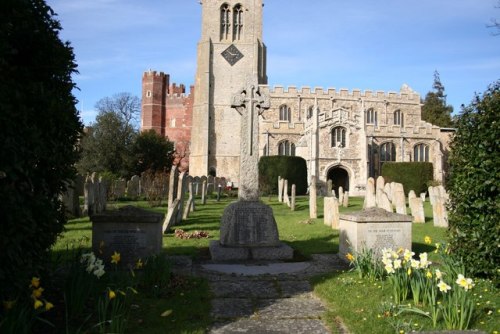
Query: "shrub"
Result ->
[[447, 81, 499, 282], [0, 0, 82, 300], [258, 156, 308, 195], [382, 162, 434, 195]]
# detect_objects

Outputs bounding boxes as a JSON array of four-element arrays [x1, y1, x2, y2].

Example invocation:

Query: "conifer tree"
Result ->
[[421, 71, 454, 127]]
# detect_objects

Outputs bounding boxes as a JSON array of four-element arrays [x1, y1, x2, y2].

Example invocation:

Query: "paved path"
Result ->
[[174, 254, 350, 334]]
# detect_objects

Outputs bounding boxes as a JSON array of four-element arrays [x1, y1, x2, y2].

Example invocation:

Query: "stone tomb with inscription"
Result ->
[[339, 208, 412, 261], [91, 206, 164, 266]]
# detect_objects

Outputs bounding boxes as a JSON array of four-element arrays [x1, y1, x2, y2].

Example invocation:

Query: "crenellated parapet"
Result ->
[[260, 84, 420, 102], [167, 84, 195, 99]]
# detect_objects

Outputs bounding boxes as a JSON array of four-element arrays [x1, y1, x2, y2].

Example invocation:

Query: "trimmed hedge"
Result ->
[[381, 162, 434, 195], [259, 156, 308, 195]]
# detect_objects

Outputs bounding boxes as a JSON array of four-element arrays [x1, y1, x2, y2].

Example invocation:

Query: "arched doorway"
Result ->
[[327, 166, 349, 197]]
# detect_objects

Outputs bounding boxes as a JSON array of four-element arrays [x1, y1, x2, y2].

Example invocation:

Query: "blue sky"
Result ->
[[46, 0, 500, 125]]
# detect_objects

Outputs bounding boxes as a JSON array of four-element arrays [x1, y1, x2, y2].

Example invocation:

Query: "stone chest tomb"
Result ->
[[339, 208, 412, 261], [91, 206, 164, 266]]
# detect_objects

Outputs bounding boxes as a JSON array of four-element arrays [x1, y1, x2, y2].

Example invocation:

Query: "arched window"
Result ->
[[278, 140, 295, 156], [380, 142, 396, 174], [366, 108, 377, 125], [307, 106, 314, 119], [331, 126, 346, 148], [394, 110, 404, 126], [414, 144, 429, 162], [220, 4, 231, 41], [262, 144, 268, 156], [233, 4, 243, 41], [279, 105, 291, 122]]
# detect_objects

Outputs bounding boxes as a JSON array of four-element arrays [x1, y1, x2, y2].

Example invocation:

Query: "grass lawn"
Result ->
[[51, 195, 498, 333]]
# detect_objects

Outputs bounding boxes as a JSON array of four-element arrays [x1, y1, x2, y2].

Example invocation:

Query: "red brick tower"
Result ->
[[141, 70, 168, 135]]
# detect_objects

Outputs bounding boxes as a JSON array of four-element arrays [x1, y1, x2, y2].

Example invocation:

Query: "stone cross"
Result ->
[[231, 82, 270, 200]]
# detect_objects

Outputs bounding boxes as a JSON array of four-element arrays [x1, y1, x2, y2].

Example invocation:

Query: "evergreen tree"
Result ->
[[131, 130, 175, 175], [421, 70, 454, 127], [447, 81, 500, 281], [0, 0, 82, 300]]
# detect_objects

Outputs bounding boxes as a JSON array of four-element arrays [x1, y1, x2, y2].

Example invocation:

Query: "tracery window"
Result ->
[[279, 105, 291, 122], [220, 4, 231, 41], [366, 108, 377, 125], [278, 140, 295, 156], [414, 144, 429, 162], [233, 4, 243, 41], [380, 142, 396, 174], [331, 126, 346, 148], [394, 110, 404, 126]]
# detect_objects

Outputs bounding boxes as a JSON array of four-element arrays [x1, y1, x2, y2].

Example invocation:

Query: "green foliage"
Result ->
[[0, 0, 82, 301], [447, 81, 500, 282], [77, 93, 139, 178], [382, 162, 434, 195], [258, 156, 308, 195], [131, 130, 174, 175], [421, 71, 454, 127]]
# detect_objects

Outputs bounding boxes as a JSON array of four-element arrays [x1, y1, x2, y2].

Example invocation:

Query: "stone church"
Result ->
[[141, 0, 452, 196]]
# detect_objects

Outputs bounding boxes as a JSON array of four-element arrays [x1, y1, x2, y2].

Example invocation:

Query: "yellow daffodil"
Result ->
[[424, 236, 432, 244], [393, 259, 402, 269], [346, 253, 355, 262], [108, 290, 116, 300], [135, 258, 144, 269], [407, 267, 412, 275], [32, 287, 44, 299], [437, 280, 451, 293], [44, 301, 54, 311], [33, 299, 43, 310], [426, 270, 433, 279], [111, 251, 121, 264], [30, 277, 40, 288], [435, 269, 443, 280]]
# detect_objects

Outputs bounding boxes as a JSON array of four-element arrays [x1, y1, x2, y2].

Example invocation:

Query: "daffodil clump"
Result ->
[[30, 277, 54, 312], [81, 252, 106, 278], [382, 236, 477, 330]]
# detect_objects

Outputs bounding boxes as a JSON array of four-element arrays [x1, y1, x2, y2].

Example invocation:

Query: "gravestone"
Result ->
[[278, 176, 284, 202], [392, 183, 407, 215], [432, 197, 448, 227], [201, 180, 207, 205], [283, 179, 290, 207], [209, 82, 292, 261], [363, 177, 376, 209], [163, 199, 180, 233], [207, 175, 215, 194], [338, 186, 344, 205], [92, 206, 163, 266], [176, 172, 187, 224], [326, 179, 333, 197], [339, 208, 413, 261], [384, 182, 392, 202], [409, 197, 425, 223], [375, 176, 385, 207], [167, 165, 178, 208], [127, 175, 140, 199], [428, 186, 436, 206], [379, 190, 393, 212], [324, 197, 340, 229], [193, 176, 201, 195], [420, 192, 426, 202], [98, 176, 107, 213], [113, 179, 126, 199], [342, 191, 349, 208], [83, 175, 93, 216], [183, 179, 194, 219], [408, 190, 416, 201], [309, 175, 317, 219], [291, 184, 296, 211], [61, 181, 80, 218]]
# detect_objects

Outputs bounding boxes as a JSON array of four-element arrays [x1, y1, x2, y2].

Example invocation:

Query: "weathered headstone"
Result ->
[[207, 175, 215, 194], [420, 192, 426, 202], [291, 184, 296, 211], [342, 191, 349, 208], [384, 182, 393, 202], [163, 199, 180, 233], [283, 179, 290, 207], [428, 186, 436, 206], [83, 175, 93, 216], [338, 186, 344, 206], [408, 190, 416, 201], [324, 197, 340, 229], [432, 197, 448, 227], [339, 208, 413, 261], [201, 180, 207, 205], [167, 166, 178, 208], [98, 176, 107, 213], [127, 175, 140, 199], [392, 182, 407, 215], [278, 176, 284, 202], [176, 172, 187, 224], [379, 190, 393, 212], [375, 176, 385, 207], [61, 181, 80, 218], [183, 180, 194, 219], [193, 176, 201, 195], [92, 206, 164, 266], [309, 175, 317, 219], [363, 177, 376, 209], [409, 197, 425, 223], [326, 179, 333, 197], [209, 83, 292, 261]]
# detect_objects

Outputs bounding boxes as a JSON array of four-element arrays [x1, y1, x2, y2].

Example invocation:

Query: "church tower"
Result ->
[[189, 0, 267, 184]]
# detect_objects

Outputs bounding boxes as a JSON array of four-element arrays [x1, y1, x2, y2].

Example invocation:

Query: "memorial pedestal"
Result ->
[[209, 201, 293, 261]]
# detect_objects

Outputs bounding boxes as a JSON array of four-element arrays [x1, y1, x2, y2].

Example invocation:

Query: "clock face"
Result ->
[[221, 44, 244, 66]]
